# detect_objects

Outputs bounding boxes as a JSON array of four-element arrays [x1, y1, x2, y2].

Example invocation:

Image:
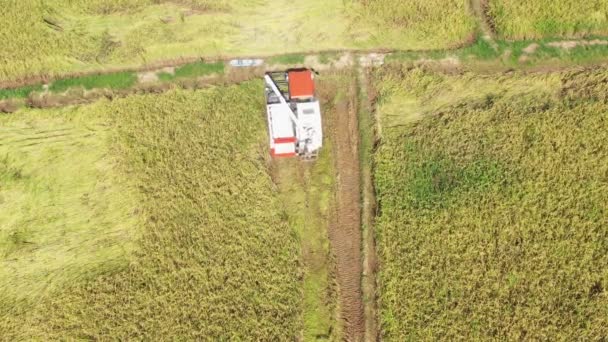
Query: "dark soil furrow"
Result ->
[[329, 82, 365, 341]]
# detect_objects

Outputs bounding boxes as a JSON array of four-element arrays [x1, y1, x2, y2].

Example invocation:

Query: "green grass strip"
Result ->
[[388, 34, 608, 67], [50, 71, 137, 92], [0, 85, 43, 100], [159, 61, 225, 81], [269, 54, 306, 65], [318, 52, 339, 64]]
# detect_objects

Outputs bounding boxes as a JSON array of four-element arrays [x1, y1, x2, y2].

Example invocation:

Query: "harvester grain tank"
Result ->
[[264, 68, 323, 159]]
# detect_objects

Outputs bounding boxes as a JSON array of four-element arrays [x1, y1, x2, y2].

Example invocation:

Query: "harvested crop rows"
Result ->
[[319, 72, 366, 340]]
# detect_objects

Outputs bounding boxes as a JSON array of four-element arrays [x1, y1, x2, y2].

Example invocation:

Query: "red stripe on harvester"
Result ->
[[271, 149, 296, 158], [274, 137, 297, 144], [273, 152, 296, 157]]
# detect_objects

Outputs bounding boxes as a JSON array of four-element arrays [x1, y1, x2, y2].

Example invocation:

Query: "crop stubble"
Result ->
[[322, 74, 366, 340]]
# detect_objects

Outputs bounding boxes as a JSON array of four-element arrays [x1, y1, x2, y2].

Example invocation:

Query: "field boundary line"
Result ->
[[0, 49, 397, 90], [356, 65, 381, 341]]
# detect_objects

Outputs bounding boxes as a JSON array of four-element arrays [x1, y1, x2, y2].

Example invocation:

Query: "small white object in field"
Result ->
[[229, 59, 264, 67]]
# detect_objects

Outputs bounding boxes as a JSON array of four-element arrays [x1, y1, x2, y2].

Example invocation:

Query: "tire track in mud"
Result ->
[[328, 78, 365, 341], [470, 0, 498, 49]]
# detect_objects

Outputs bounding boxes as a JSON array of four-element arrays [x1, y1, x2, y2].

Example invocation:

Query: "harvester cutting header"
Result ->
[[264, 68, 323, 159]]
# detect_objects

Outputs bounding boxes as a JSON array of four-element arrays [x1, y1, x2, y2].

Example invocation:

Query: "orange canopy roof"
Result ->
[[288, 70, 315, 99]]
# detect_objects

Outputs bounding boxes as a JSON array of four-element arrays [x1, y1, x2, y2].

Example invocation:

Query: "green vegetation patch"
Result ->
[[373, 67, 608, 340], [268, 54, 306, 65], [318, 52, 340, 64], [0, 85, 43, 100], [386, 35, 608, 71], [158, 61, 225, 81], [397, 144, 506, 209], [1, 83, 302, 340], [458, 37, 501, 60], [50, 71, 136, 92]]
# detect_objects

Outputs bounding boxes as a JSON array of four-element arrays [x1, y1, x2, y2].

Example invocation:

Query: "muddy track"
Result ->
[[470, 0, 496, 40], [328, 78, 365, 341]]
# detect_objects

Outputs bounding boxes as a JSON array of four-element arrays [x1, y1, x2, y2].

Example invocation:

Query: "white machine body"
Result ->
[[264, 69, 323, 159]]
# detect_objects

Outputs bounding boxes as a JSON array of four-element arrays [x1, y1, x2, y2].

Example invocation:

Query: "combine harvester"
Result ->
[[264, 68, 323, 159]]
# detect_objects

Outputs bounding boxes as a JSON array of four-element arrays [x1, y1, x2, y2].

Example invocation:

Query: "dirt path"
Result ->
[[271, 159, 336, 340], [271, 72, 369, 341], [327, 76, 365, 341], [469, 0, 498, 49], [356, 69, 380, 342], [0, 50, 390, 90]]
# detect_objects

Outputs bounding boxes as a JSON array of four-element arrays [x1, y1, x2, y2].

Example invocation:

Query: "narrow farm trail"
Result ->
[[356, 67, 380, 342], [470, 0, 498, 48], [271, 158, 336, 340], [325, 75, 366, 341]]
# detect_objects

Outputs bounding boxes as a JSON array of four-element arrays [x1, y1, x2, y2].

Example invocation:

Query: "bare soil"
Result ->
[[358, 54, 385, 68], [137, 71, 159, 83], [523, 43, 540, 54], [470, 0, 497, 41], [327, 76, 365, 341], [547, 39, 608, 50]]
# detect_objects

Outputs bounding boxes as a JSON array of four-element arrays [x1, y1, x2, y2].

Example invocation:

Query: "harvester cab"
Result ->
[[264, 68, 323, 160]]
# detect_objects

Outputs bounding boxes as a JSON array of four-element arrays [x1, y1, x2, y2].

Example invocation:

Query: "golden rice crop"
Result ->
[[373, 65, 608, 340], [488, 0, 608, 39], [0, 0, 477, 85], [0, 0, 243, 84], [0, 107, 137, 306], [0, 1, 93, 82], [350, 0, 476, 49], [0, 82, 302, 340]]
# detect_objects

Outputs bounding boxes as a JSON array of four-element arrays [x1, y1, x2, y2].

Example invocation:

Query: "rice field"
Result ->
[[0, 107, 137, 306], [351, 0, 476, 49], [0, 83, 303, 339], [373, 65, 608, 340], [488, 0, 608, 39], [0, 0, 477, 84], [0, 0, 251, 83]]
